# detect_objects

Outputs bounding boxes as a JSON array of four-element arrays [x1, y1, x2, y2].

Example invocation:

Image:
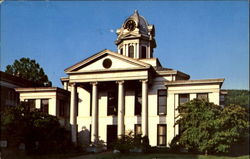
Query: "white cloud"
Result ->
[[109, 29, 114, 33]]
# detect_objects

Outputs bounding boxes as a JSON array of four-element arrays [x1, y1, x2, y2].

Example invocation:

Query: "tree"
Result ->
[[5, 57, 52, 86], [0, 102, 72, 154], [172, 99, 249, 154], [225, 90, 249, 109]]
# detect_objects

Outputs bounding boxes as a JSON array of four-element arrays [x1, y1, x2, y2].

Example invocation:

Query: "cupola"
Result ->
[[115, 10, 156, 59]]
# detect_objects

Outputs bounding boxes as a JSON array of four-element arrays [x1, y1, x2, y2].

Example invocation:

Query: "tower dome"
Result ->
[[115, 10, 156, 59]]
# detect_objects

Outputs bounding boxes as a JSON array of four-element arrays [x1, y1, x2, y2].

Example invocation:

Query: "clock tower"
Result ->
[[115, 10, 156, 59]]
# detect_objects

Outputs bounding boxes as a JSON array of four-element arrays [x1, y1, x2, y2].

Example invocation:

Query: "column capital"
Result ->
[[140, 79, 148, 83], [69, 82, 77, 87], [90, 82, 98, 86], [116, 80, 124, 85]]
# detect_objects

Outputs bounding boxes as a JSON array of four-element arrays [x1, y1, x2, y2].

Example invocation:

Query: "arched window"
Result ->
[[120, 48, 123, 55], [128, 45, 134, 58], [141, 46, 146, 58]]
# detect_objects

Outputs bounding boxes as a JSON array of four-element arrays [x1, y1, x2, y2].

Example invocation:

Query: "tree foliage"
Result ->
[[225, 89, 249, 109], [5, 57, 52, 86], [0, 102, 71, 154], [171, 99, 249, 154]]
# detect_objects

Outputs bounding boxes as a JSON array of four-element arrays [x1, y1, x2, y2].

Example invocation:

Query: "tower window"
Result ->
[[141, 46, 146, 58], [120, 48, 123, 55], [128, 45, 134, 58]]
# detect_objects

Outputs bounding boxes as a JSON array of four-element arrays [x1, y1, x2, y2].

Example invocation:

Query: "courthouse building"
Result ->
[[59, 10, 224, 147]]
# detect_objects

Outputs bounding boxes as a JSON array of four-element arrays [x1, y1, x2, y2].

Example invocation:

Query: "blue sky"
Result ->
[[0, 1, 249, 89]]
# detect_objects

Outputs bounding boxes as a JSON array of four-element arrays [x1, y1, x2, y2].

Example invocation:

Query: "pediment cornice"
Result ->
[[64, 49, 151, 74]]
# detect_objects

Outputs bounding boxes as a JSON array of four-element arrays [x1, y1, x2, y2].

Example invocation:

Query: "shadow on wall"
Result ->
[[78, 126, 91, 149]]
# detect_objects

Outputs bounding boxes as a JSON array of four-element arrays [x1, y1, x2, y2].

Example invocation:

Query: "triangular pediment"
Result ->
[[65, 49, 150, 73]]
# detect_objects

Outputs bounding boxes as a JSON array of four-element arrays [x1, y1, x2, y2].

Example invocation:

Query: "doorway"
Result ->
[[107, 125, 117, 149]]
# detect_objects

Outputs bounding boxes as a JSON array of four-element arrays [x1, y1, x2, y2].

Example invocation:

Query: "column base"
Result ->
[[71, 124, 78, 144]]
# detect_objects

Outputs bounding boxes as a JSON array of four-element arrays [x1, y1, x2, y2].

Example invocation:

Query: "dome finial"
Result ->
[[135, 10, 139, 15]]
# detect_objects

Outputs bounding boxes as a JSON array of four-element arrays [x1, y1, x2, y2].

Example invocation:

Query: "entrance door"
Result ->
[[107, 125, 117, 149]]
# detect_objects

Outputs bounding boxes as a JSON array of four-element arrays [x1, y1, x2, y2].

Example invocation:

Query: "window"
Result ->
[[107, 92, 118, 116], [26, 99, 36, 111], [59, 100, 66, 117], [135, 90, 142, 115], [120, 48, 123, 55], [157, 124, 166, 146], [128, 45, 134, 58], [197, 93, 208, 101], [179, 94, 189, 106], [158, 90, 167, 115], [41, 99, 49, 113], [134, 124, 142, 136], [141, 46, 146, 58]]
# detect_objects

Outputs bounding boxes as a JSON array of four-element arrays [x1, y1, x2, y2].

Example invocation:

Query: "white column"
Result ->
[[137, 43, 140, 58], [125, 44, 128, 56], [141, 80, 148, 136], [91, 82, 98, 142], [117, 81, 125, 138], [64, 82, 68, 90], [70, 83, 77, 144]]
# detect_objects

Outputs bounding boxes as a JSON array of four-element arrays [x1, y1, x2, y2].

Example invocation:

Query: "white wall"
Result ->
[[76, 80, 221, 147]]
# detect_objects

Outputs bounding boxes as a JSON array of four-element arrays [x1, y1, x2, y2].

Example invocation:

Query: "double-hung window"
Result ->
[[197, 93, 208, 101], [41, 99, 49, 114], [179, 94, 189, 106], [158, 90, 167, 115], [157, 124, 166, 146], [107, 92, 118, 116], [135, 90, 142, 115]]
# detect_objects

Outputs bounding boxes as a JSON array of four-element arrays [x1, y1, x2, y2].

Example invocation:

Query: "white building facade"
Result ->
[[60, 11, 224, 148]]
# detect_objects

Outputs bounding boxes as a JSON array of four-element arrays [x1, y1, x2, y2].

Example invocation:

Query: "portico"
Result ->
[[68, 77, 150, 143], [64, 51, 153, 143]]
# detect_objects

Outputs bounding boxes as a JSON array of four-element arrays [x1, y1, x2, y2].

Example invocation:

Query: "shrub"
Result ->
[[112, 131, 151, 153]]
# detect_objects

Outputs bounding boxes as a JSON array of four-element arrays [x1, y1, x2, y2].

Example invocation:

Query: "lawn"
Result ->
[[1, 150, 249, 159], [69, 152, 249, 159]]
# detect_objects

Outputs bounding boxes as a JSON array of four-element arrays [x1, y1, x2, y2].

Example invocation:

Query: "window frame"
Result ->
[[157, 124, 167, 146], [25, 99, 36, 111], [178, 94, 190, 106], [157, 90, 167, 115], [196, 93, 209, 101], [40, 99, 49, 114], [134, 90, 142, 116], [120, 48, 123, 55], [107, 91, 118, 116], [128, 45, 134, 58], [141, 46, 147, 58], [134, 124, 142, 136]]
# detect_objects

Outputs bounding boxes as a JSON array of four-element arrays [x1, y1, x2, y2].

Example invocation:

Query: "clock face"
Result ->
[[125, 20, 136, 31]]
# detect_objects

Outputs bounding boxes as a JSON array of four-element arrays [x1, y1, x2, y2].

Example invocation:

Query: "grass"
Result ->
[[1, 150, 249, 159], [70, 152, 250, 159]]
